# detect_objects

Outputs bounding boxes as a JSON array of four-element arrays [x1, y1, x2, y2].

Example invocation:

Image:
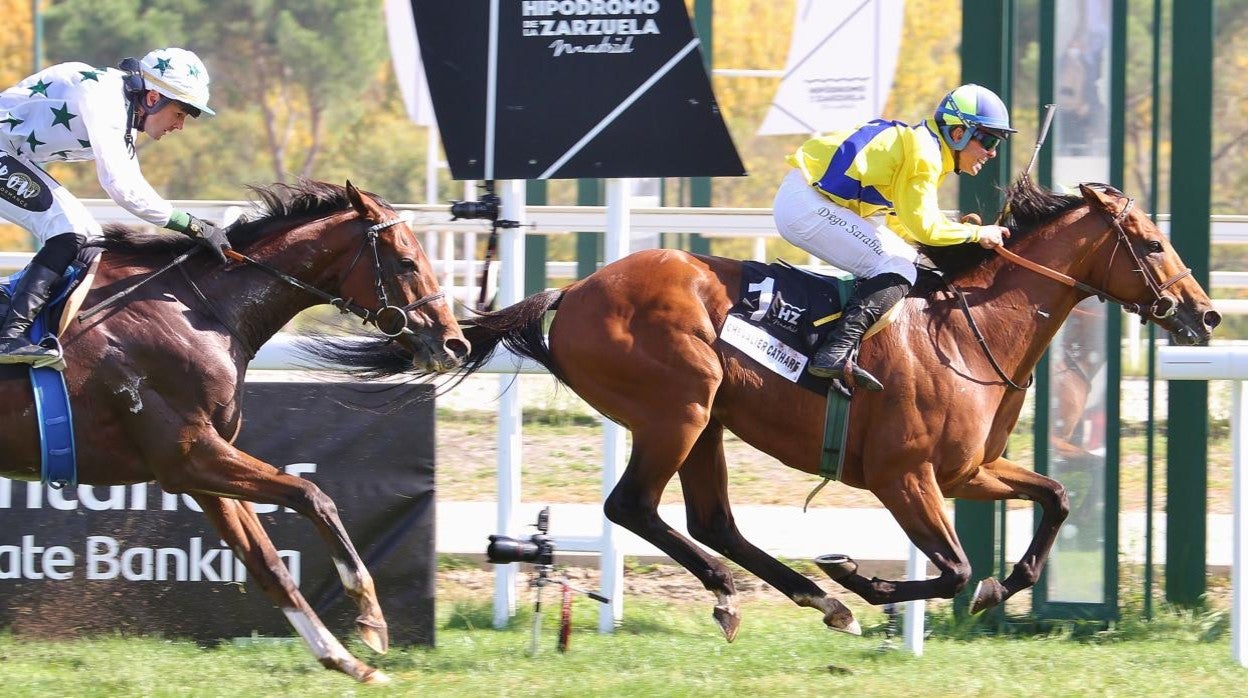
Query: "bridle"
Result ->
[[953, 190, 1191, 391], [992, 193, 1191, 323], [187, 216, 445, 358]]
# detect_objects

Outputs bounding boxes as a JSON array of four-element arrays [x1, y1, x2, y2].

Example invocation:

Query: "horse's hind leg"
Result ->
[[677, 420, 860, 637], [160, 438, 387, 654], [191, 494, 389, 684], [602, 410, 750, 641], [945, 457, 1070, 613]]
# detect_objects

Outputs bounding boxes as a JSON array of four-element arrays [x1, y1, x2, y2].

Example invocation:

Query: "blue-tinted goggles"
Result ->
[[972, 128, 1006, 151]]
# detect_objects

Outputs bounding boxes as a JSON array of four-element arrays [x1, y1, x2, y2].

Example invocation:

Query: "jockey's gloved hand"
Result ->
[[167, 210, 231, 265]]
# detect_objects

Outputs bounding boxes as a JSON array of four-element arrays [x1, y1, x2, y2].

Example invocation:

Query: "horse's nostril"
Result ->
[[1205, 310, 1223, 330], [446, 336, 471, 361]]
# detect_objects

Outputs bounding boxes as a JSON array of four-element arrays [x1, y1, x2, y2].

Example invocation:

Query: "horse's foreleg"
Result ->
[[677, 421, 859, 636], [191, 494, 389, 684], [832, 469, 975, 604], [945, 457, 1070, 613], [160, 438, 387, 654]]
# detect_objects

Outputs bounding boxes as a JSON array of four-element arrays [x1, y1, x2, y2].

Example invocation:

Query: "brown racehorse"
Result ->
[[316, 180, 1218, 642], [0, 181, 467, 683]]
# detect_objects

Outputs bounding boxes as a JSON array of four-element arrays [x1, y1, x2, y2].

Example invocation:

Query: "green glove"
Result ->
[[167, 210, 231, 265]]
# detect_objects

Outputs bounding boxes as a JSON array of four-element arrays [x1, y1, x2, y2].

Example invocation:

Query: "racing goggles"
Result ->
[[971, 127, 1007, 151]]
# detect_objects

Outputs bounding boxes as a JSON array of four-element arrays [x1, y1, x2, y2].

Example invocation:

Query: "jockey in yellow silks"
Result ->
[[772, 83, 1015, 392]]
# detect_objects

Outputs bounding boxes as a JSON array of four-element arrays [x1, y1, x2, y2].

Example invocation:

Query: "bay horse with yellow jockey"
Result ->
[[314, 178, 1217, 641]]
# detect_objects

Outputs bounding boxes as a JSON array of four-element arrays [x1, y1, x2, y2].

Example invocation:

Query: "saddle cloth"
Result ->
[[0, 248, 101, 488], [0, 248, 101, 340]]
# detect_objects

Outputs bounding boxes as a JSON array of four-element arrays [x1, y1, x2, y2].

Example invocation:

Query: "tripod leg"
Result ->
[[558, 583, 573, 653], [530, 583, 544, 656]]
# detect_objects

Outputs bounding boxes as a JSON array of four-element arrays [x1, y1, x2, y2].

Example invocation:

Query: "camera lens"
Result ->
[[487, 535, 541, 564]]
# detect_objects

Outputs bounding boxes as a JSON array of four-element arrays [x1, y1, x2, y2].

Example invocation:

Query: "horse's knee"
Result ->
[[305, 485, 339, 521], [1035, 481, 1071, 523], [1051, 483, 1071, 522]]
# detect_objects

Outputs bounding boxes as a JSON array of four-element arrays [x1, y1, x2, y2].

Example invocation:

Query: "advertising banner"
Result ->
[[0, 382, 436, 645], [758, 0, 904, 136], [410, 0, 745, 180]]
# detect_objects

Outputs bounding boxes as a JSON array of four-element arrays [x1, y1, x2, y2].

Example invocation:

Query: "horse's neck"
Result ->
[[957, 212, 1106, 383], [204, 220, 344, 351]]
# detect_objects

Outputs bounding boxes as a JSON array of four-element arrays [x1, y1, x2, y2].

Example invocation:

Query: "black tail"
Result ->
[[296, 288, 565, 386], [460, 288, 565, 383]]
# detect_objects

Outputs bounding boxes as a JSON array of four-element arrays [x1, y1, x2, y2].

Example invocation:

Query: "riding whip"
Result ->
[[1023, 103, 1058, 179], [77, 247, 202, 322], [995, 103, 1057, 225]]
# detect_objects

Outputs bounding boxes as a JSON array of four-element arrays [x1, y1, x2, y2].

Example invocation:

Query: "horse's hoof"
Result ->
[[713, 604, 741, 643], [356, 617, 390, 655], [362, 669, 392, 685], [971, 577, 1007, 614], [814, 554, 859, 582], [821, 598, 862, 636]]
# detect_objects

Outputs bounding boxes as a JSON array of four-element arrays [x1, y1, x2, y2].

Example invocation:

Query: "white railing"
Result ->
[[6, 202, 1248, 312], [1157, 346, 1248, 668]]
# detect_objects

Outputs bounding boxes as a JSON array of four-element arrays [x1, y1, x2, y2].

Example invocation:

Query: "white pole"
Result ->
[[600, 416, 626, 632], [597, 179, 632, 632], [903, 543, 925, 656], [493, 180, 528, 628], [1233, 379, 1247, 667], [426, 128, 440, 206]]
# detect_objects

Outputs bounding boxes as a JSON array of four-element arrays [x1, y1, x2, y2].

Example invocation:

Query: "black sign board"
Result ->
[[410, 0, 745, 180], [0, 382, 436, 645]]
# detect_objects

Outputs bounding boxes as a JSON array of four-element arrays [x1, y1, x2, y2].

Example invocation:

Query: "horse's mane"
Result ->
[[919, 176, 1097, 280], [93, 180, 391, 255]]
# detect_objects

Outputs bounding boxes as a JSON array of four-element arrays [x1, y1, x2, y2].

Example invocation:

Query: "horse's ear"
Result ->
[[1078, 183, 1115, 213], [345, 180, 371, 216]]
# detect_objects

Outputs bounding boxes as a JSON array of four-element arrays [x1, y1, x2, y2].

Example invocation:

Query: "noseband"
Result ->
[[229, 217, 445, 339], [334, 218, 446, 337]]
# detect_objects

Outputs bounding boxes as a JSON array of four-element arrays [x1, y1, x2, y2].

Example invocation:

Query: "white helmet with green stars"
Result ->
[[139, 47, 214, 117]]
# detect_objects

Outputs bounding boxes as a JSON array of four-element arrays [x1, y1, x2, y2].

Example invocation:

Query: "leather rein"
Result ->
[[183, 217, 445, 359], [950, 194, 1191, 391]]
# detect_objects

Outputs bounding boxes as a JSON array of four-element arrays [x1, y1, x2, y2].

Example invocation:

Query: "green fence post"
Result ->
[[954, 0, 1014, 620], [576, 180, 602, 280], [1166, 0, 1213, 608], [525, 180, 548, 296]]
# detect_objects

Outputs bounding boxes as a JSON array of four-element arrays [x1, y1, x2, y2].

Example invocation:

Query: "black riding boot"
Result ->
[[0, 263, 64, 366], [808, 273, 912, 390]]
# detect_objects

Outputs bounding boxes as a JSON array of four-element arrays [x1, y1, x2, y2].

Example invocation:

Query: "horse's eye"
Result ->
[[1147, 239, 1163, 254], [399, 258, 418, 271]]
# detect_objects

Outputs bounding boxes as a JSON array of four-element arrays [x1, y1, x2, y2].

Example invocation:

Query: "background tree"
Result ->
[[0, 0, 34, 250], [42, 0, 389, 190]]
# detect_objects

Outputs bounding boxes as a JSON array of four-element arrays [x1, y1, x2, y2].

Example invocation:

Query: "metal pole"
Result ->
[[493, 180, 527, 629], [1144, 0, 1163, 621], [32, 0, 43, 72], [903, 543, 925, 656], [598, 179, 631, 632], [1234, 380, 1248, 667]]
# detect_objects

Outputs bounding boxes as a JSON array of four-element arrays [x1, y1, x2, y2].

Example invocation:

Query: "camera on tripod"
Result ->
[[484, 507, 609, 655], [449, 193, 501, 222], [487, 507, 554, 567]]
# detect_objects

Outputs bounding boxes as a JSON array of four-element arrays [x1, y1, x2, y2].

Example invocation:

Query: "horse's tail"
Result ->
[[296, 288, 566, 386], [460, 288, 565, 383]]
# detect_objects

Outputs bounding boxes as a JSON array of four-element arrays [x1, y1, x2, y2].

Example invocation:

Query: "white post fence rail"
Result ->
[[1157, 346, 1248, 668]]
